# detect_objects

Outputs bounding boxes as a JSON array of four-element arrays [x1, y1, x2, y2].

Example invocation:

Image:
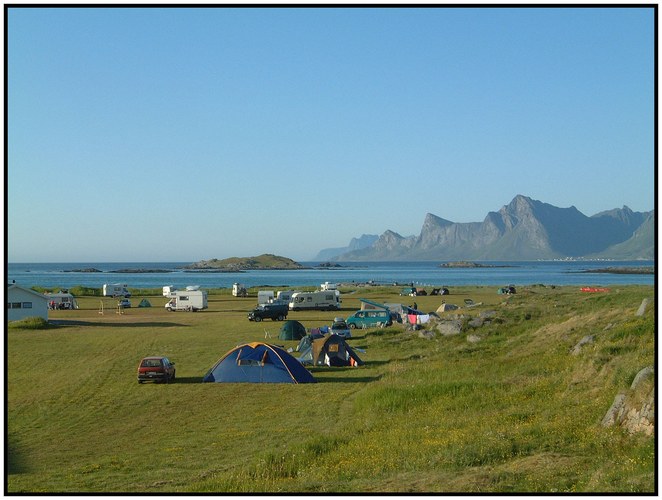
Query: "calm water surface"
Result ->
[[7, 261, 655, 290]]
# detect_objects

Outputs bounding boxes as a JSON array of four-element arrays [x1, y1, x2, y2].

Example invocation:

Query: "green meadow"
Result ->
[[7, 284, 655, 493]]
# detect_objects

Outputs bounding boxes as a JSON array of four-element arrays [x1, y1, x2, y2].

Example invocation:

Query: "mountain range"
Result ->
[[315, 195, 655, 261]]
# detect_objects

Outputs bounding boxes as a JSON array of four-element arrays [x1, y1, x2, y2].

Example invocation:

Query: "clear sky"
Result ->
[[7, 6, 655, 262]]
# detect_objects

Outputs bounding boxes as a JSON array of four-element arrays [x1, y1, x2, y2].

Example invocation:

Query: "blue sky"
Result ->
[[7, 6, 655, 262]]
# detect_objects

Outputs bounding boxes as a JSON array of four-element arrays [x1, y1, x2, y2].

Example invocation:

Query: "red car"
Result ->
[[137, 356, 176, 384]]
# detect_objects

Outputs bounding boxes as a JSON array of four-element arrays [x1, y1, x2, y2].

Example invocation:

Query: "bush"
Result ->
[[8, 317, 55, 330], [69, 286, 102, 297]]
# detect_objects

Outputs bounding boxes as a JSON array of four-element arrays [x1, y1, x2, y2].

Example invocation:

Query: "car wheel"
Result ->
[[277, 314, 284, 321], [349, 323, 356, 329], [254, 316, 262, 322], [138, 380, 143, 384], [171, 370, 176, 381]]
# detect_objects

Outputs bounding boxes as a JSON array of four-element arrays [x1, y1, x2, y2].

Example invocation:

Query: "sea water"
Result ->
[[6, 260, 655, 290]]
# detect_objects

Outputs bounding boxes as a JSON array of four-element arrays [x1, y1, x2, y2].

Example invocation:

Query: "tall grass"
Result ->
[[6, 285, 655, 493]]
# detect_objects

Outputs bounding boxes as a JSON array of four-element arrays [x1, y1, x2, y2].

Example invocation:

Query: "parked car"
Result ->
[[330, 317, 351, 338], [137, 356, 176, 384], [118, 298, 131, 308], [248, 302, 289, 322], [346, 309, 393, 329]]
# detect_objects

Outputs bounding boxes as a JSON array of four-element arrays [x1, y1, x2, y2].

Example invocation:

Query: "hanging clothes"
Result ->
[[417, 314, 430, 324]]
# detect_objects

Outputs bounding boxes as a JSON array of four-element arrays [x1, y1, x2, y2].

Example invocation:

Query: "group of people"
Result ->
[[49, 300, 72, 310]]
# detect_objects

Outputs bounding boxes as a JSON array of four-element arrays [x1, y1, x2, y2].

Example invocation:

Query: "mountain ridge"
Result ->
[[319, 195, 654, 261]]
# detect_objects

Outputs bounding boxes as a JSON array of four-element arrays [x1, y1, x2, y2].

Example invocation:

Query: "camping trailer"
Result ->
[[320, 282, 338, 291], [232, 283, 248, 297], [257, 291, 275, 305], [103, 283, 131, 297], [162, 286, 177, 296], [289, 291, 341, 311], [165, 290, 208, 312]]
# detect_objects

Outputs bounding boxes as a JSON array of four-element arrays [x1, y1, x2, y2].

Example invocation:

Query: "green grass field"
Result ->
[[7, 284, 655, 493]]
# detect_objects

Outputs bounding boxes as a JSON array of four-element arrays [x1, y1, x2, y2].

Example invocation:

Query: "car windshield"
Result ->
[[141, 359, 162, 367]]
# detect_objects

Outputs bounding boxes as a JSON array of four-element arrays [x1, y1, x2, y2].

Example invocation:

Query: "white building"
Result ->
[[7, 284, 49, 322]]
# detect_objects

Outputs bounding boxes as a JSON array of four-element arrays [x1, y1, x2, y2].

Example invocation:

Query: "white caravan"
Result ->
[[165, 290, 208, 312], [162, 286, 177, 297], [103, 283, 131, 297], [320, 282, 338, 291], [289, 291, 341, 311], [257, 291, 275, 305]]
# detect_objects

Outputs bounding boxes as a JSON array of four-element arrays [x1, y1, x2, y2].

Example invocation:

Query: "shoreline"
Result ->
[[574, 266, 654, 275]]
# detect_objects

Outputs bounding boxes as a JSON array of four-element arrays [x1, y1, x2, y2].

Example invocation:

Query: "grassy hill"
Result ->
[[7, 284, 655, 493]]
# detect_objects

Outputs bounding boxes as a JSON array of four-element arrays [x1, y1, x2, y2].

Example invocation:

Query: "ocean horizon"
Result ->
[[7, 260, 655, 290]]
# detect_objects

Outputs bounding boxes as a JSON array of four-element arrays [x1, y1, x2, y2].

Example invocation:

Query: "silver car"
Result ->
[[330, 317, 351, 338]]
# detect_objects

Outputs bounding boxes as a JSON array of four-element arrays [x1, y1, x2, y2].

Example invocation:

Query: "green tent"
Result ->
[[138, 299, 152, 308], [279, 320, 307, 341]]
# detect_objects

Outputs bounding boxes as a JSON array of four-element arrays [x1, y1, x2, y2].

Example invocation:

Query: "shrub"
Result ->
[[69, 286, 102, 297], [8, 317, 55, 330]]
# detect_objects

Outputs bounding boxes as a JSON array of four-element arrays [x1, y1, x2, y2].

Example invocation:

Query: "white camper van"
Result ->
[[165, 290, 208, 312], [320, 282, 338, 291], [232, 283, 248, 297], [289, 291, 341, 311], [103, 283, 131, 298], [276, 290, 299, 303]]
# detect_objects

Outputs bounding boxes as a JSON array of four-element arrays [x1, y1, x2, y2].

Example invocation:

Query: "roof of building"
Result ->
[[8, 284, 49, 301]]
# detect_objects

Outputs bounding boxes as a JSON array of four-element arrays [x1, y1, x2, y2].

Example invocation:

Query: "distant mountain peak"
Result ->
[[324, 195, 653, 261], [423, 213, 454, 227]]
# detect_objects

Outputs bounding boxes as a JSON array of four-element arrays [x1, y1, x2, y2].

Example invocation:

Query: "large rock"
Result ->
[[436, 320, 463, 336], [636, 298, 651, 317], [601, 366, 655, 436]]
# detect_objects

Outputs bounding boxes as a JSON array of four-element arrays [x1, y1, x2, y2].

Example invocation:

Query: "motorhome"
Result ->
[[257, 291, 275, 305], [103, 283, 131, 298], [320, 282, 338, 291], [165, 290, 208, 312], [162, 286, 177, 297], [289, 291, 341, 311], [276, 290, 299, 303], [232, 283, 248, 297]]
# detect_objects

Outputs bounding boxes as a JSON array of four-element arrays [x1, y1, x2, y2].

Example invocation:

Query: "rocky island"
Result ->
[[578, 266, 654, 275], [182, 254, 305, 272], [439, 261, 512, 268], [109, 268, 173, 273]]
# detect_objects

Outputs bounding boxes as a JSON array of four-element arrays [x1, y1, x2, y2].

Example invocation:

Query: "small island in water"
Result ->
[[439, 261, 513, 268], [577, 266, 654, 275], [182, 254, 305, 272]]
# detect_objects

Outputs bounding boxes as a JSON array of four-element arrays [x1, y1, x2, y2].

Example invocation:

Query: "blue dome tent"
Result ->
[[202, 342, 316, 384]]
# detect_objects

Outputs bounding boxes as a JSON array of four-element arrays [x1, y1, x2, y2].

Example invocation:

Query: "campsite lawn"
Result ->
[[7, 285, 655, 493]]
